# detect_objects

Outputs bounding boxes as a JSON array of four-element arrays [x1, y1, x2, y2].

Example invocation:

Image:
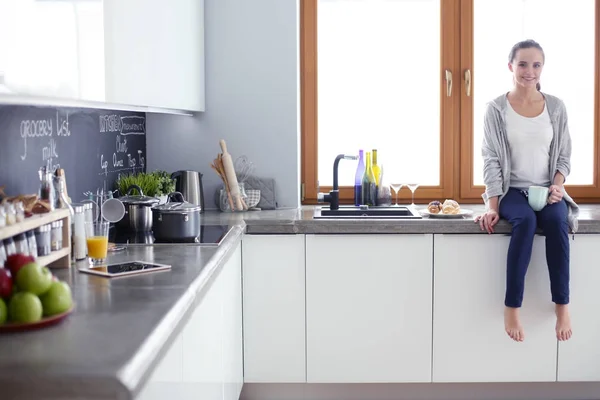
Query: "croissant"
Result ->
[[442, 199, 460, 215]]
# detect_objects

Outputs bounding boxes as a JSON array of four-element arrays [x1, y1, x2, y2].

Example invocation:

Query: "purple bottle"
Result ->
[[354, 150, 365, 206]]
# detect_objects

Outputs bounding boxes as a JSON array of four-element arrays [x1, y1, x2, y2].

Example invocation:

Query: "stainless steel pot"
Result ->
[[117, 185, 159, 232], [151, 192, 202, 241]]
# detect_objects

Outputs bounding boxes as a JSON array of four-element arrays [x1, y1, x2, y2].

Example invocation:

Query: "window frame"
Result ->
[[301, 0, 600, 204], [458, 0, 600, 202]]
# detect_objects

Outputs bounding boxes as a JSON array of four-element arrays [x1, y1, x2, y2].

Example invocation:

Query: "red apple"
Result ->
[[4, 254, 35, 278], [0, 269, 12, 299]]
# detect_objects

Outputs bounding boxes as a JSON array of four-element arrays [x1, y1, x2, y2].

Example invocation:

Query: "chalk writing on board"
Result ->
[[56, 111, 71, 137], [19, 117, 52, 161], [19, 111, 70, 172], [121, 116, 145, 135], [100, 144, 145, 176], [99, 114, 145, 135]]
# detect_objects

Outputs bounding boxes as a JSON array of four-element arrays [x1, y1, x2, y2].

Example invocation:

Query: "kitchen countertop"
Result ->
[[207, 204, 600, 235], [0, 225, 244, 400], [3, 203, 600, 400]]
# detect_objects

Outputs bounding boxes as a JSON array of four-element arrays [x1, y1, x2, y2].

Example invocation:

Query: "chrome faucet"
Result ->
[[317, 154, 358, 210]]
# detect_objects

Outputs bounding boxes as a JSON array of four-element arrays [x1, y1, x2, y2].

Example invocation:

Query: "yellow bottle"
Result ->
[[372, 149, 381, 186], [372, 149, 381, 205], [361, 152, 377, 206]]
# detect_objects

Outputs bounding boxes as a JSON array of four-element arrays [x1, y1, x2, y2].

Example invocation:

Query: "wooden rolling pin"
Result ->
[[219, 139, 244, 211]]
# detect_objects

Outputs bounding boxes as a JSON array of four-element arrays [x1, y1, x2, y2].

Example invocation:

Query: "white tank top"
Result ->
[[505, 99, 553, 189]]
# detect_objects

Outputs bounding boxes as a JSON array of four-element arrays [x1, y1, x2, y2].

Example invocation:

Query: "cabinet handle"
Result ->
[[445, 69, 453, 97], [464, 69, 471, 97]]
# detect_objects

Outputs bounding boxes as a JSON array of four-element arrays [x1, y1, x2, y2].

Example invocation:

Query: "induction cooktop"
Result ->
[[109, 224, 232, 246]]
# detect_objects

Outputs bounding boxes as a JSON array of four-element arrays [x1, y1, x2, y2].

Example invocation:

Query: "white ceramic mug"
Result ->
[[528, 185, 549, 211]]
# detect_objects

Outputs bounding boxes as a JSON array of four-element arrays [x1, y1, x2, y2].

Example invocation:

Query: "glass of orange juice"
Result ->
[[85, 221, 109, 265]]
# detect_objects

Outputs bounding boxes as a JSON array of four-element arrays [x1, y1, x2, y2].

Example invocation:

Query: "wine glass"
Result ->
[[406, 183, 419, 207], [390, 183, 403, 206]]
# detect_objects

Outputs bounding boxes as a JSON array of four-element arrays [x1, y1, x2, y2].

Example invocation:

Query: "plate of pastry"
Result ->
[[420, 199, 473, 219]]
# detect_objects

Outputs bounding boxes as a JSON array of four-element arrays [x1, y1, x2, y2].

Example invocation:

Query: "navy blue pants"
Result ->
[[499, 188, 570, 308]]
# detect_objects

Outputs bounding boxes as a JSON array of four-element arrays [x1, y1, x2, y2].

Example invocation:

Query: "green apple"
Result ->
[[8, 292, 42, 323], [0, 298, 7, 324], [39, 281, 72, 316], [16, 263, 52, 296]]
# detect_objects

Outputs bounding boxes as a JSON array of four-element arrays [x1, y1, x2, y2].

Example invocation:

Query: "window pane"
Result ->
[[473, 0, 595, 186], [317, 0, 440, 187]]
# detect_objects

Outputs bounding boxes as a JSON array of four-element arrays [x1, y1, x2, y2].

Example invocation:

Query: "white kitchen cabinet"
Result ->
[[103, 0, 205, 112], [138, 242, 243, 400], [0, 0, 204, 112], [137, 330, 185, 400], [222, 243, 244, 400], [305, 234, 433, 383], [181, 240, 243, 399], [0, 0, 98, 101], [433, 234, 557, 383], [558, 234, 600, 382], [242, 234, 306, 383], [181, 258, 224, 400], [136, 278, 222, 400]]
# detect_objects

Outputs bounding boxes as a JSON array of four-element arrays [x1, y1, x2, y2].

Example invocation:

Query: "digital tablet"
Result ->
[[78, 261, 172, 278]]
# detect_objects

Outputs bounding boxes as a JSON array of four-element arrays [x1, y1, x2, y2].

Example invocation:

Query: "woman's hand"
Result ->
[[548, 185, 564, 204], [474, 209, 500, 234]]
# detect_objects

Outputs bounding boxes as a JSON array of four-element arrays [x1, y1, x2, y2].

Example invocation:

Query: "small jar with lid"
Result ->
[[26, 230, 38, 258], [51, 220, 63, 251], [14, 233, 29, 256], [83, 202, 94, 226], [5, 203, 16, 226], [0, 243, 6, 266], [14, 202, 25, 223], [3, 237, 16, 257], [0, 205, 5, 228], [35, 224, 52, 256]]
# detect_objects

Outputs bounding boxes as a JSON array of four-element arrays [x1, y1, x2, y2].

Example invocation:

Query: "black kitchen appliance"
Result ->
[[109, 224, 232, 246]]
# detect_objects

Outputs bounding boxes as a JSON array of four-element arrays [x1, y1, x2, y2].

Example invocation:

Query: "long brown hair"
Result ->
[[508, 39, 545, 91]]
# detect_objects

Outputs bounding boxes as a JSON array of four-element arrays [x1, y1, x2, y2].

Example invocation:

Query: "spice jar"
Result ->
[[14, 233, 29, 255], [0, 243, 6, 267], [5, 203, 16, 226], [51, 220, 63, 251], [14, 202, 25, 223], [0, 206, 6, 228], [3, 238, 16, 257], [35, 224, 52, 256], [83, 202, 94, 236], [27, 230, 38, 258]]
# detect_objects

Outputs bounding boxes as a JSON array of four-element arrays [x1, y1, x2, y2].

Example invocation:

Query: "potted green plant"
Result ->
[[115, 172, 161, 198], [151, 170, 176, 204]]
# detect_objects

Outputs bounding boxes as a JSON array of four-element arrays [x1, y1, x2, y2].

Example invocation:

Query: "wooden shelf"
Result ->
[[0, 208, 72, 269], [0, 209, 70, 241], [38, 247, 71, 269]]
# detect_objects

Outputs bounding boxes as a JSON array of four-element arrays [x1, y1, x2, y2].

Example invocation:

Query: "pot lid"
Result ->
[[152, 201, 201, 213], [152, 191, 201, 213], [120, 185, 159, 206]]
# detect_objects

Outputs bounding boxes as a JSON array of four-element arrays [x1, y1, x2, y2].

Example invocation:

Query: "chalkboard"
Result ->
[[0, 105, 146, 203]]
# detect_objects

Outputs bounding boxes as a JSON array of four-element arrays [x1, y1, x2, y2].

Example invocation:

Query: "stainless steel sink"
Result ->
[[313, 206, 422, 219]]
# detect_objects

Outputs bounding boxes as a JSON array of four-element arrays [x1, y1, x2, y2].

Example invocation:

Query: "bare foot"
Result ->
[[555, 304, 572, 341], [504, 307, 524, 342]]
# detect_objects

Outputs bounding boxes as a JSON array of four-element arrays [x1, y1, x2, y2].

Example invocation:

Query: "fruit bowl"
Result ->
[[0, 304, 74, 333]]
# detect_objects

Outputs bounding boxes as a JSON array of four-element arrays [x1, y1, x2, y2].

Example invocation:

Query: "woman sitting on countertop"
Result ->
[[474, 39, 579, 343]]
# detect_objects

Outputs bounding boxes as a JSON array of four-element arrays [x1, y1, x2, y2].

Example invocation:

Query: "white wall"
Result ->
[[146, 0, 300, 209]]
